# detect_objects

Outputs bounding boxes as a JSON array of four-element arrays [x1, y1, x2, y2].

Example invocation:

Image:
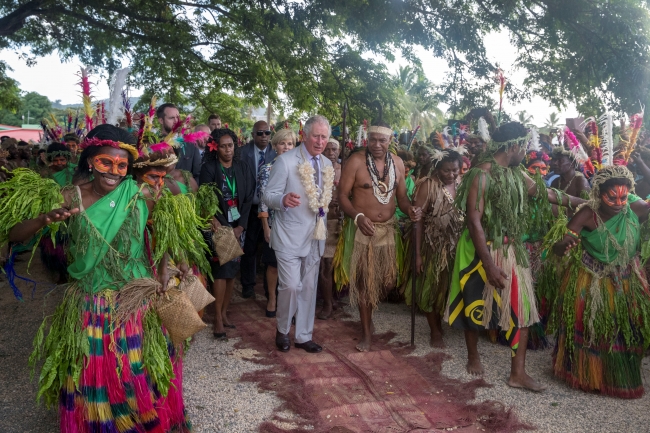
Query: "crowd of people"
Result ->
[[2, 94, 650, 432]]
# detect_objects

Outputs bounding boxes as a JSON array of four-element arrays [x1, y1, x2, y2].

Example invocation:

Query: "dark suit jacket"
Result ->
[[199, 158, 256, 230], [235, 141, 277, 168], [175, 143, 202, 182]]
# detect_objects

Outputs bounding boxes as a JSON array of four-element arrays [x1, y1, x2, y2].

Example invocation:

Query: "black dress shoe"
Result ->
[[242, 288, 255, 299], [294, 340, 322, 353], [275, 330, 290, 352], [213, 332, 227, 340]]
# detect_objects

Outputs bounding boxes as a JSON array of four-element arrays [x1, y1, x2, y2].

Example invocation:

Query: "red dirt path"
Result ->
[[220, 299, 534, 433]]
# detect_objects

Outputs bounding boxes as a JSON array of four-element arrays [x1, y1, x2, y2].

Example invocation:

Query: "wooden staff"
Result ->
[[410, 224, 417, 346]]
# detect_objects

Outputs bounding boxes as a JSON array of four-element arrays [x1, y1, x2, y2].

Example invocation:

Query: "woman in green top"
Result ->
[[7, 125, 193, 432], [551, 165, 650, 398]]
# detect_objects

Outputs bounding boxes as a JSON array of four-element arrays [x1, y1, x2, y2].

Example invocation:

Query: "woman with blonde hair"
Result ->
[[258, 127, 296, 316]]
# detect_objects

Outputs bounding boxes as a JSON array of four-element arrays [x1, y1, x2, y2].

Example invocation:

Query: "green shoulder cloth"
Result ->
[[66, 177, 151, 293], [51, 164, 75, 187]]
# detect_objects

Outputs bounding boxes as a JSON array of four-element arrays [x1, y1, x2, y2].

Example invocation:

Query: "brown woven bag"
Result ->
[[179, 273, 215, 312], [212, 226, 244, 264], [155, 288, 206, 345]]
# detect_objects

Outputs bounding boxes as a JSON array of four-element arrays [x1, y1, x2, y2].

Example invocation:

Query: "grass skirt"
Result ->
[[445, 230, 539, 356], [551, 252, 650, 398], [34, 289, 191, 432], [402, 223, 452, 315], [348, 217, 400, 311]]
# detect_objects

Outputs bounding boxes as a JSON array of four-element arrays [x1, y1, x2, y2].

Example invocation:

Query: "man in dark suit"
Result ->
[[156, 103, 202, 182], [236, 120, 277, 298]]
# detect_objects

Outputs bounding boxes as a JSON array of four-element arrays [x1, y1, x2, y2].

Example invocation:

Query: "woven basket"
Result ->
[[180, 273, 215, 312], [155, 288, 206, 345], [212, 226, 244, 264]]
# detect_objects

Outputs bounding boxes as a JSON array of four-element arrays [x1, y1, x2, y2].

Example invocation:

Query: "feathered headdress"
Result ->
[[477, 117, 491, 143], [106, 67, 130, 126], [598, 112, 614, 166], [621, 108, 644, 162], [79, 67, 94, 132]]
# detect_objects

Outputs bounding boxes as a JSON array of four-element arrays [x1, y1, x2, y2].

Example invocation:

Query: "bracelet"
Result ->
[[354, 213, 365, 226], [567, 228, 580, 239]]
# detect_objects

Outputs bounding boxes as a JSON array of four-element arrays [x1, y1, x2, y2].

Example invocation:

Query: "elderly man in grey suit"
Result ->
[[263, 115, 333, 353]]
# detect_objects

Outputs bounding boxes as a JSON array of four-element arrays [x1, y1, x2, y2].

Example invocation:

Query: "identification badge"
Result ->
[[230, 206, 240, 221]]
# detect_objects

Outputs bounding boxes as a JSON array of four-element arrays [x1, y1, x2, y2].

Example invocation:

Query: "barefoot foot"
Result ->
[[429, 332, 445, 348], [356, 335, 372, 352], [317, 305, 333, 320], [466, 355, 484, 376], [507, 373, 547, 392]]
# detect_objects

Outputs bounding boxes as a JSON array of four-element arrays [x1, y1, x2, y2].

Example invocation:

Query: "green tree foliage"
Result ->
[[0, 91, 51, 126], [0, 62, 20, 114], [2, 0, 650, 125]]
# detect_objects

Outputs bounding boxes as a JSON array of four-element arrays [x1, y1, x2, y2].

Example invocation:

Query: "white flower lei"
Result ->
[[298, 158, 335, 240]]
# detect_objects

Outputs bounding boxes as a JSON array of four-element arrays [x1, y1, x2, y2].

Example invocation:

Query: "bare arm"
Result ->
[[523, 170, 586, 208], [631, 199, 650, 223], [8, 189, 78, 243], [552, 206, 591, 256], [337, 154, 375, 236]]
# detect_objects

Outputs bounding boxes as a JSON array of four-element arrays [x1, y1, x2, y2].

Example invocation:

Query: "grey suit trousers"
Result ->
[[275, 240, 321, 343]]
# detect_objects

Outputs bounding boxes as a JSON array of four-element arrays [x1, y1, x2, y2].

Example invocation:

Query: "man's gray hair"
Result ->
[[303, 115, 331, 140]]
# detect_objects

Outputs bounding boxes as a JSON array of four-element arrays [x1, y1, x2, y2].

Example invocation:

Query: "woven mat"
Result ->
[[213, 297, 533, 433]]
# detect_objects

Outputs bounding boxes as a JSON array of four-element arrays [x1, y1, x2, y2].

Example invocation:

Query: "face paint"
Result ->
[[527, 162, 548, 176], [92, 154, 129, 176], [601, 185, 629, 208], [142, 170, 166, 190]]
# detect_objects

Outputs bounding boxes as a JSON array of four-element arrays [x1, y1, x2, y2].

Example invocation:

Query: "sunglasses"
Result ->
[[256, 130, 272, 136]]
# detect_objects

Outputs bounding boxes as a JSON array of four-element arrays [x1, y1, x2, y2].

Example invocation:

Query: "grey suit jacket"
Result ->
[[263, 146, 332, 257]]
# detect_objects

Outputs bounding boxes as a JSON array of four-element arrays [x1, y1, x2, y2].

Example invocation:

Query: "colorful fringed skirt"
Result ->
[[34, 288, 191, 432], [552, 252, 650, 398], [445, 230, 540, 356]]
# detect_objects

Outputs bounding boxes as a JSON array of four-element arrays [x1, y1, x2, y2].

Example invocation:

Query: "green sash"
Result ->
[[67, 178, 151, 292], [176, 180, 189, 195], [581, 204, 639, 264], [51, 164, 76, 187]]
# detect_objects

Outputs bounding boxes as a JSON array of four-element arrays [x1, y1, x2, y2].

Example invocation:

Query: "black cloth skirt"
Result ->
[[261, 240, 277, 267]]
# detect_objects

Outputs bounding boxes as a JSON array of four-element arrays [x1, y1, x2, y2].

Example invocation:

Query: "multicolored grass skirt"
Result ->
[[59, 294, 191, 432], [445, 230, 539, 357], [552, 252, 649, 398]]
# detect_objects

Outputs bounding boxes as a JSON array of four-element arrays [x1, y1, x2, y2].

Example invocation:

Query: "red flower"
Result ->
[[207, 140, 219, 152]]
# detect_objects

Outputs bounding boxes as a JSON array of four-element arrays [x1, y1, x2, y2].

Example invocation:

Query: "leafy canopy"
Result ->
[[2, 0, 650, 127]]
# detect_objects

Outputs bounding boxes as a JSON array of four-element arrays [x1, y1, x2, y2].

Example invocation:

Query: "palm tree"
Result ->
[[395, 66, 445, 140], [516, 110, 534, 127], [544, 112, 560, 130]]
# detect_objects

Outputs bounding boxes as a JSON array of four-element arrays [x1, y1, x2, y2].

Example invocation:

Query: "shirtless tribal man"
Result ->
[[445, 122, 584, 391], [337, 121, 421, 352]]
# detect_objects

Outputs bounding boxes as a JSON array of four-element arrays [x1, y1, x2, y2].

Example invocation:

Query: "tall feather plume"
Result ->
[[565, 127, 589, 164], [144, 96, 157, 135], [624, 107, 644, 162], [106, 67, 130, 126], [598, 112, 614, 166], [136, 114, 146, 152], [528, 127, 540, 152], [79, 67, 94, 132], [122, 90, 132, 130], [478, 117, 490, 142]]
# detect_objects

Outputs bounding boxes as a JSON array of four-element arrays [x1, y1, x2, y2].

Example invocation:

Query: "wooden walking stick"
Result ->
[[410, 225, 417, 346]]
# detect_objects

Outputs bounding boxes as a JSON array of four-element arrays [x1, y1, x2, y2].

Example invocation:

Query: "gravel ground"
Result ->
[[340, 300, 650, 433], [183, 293, 282, 433], [3, 253, 650, 433]]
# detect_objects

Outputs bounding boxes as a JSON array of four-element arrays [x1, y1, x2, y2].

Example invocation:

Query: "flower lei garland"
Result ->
[[297, 158, 335, 240]]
